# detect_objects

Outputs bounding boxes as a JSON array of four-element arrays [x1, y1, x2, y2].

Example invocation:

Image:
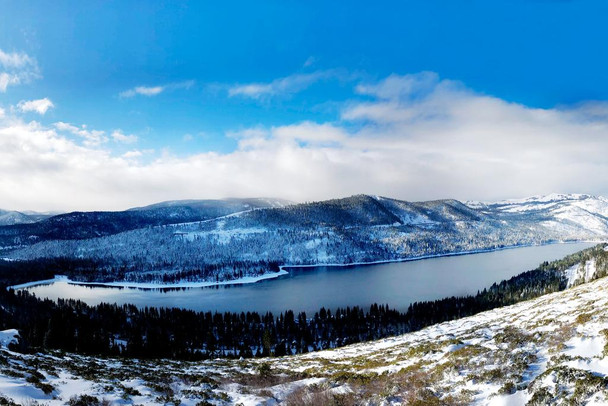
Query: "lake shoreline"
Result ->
[[10, 240, 598, 291]]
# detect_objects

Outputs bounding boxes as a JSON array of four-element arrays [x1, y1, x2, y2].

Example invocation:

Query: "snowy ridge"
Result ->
[[0, 197, 292, 248], [469, 193, 608, 216], [468, 193, 600, 207], [129, 197, 293, 211], [469, 193, 608, 236]]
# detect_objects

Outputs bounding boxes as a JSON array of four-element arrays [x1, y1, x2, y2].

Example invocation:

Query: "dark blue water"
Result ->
[[24, 243, 594, 314]]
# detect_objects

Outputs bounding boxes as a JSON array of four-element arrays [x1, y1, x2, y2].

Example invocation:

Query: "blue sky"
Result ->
[[1, 1, 608, 210]]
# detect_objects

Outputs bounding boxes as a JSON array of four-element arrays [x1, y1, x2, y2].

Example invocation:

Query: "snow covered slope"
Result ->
[[470, 193, 608, 236], [470, 193, 608, 214], [3, 258, 608, 404]]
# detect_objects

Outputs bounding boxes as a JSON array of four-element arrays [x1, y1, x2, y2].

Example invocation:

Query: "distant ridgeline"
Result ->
[[1, 244, 606, 359], [1, 194, 608, 284]]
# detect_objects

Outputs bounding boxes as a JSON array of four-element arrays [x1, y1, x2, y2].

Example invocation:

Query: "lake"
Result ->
[[24, 242, 594, 315]]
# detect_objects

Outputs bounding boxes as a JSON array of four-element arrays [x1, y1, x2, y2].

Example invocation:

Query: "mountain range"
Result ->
[[1, 193, 607, 284]]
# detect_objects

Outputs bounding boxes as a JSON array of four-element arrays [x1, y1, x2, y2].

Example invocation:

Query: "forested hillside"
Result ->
[[0, 198, 290, 246]]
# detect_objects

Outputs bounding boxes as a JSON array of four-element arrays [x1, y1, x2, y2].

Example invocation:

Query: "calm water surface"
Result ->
[[25, 243, 594, 314]]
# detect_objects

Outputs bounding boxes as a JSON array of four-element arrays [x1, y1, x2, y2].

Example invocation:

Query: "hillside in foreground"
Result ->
[[2, 250, 608, 405]]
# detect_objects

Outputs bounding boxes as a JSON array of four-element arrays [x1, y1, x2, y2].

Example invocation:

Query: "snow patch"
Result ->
[[565, 259, 598, 287], [565, 335, 605, 358], [0, 329, 19, 348]]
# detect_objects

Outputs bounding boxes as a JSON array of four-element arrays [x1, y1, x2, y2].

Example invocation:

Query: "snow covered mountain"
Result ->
[[0, 209, 53, 226], [0, 197, 292, 246], [469, 193, 608, 236], [1, 193, 607, 284], [469, 193, 608, 213]]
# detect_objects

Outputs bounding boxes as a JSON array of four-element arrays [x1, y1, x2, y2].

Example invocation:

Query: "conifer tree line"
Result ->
[[0, 244, 605, 360], [0, 256, 282, 285]]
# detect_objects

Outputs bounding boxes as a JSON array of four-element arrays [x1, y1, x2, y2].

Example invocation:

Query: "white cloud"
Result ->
[[228, 71, 335, 100], [3, 72, 608, 211], [54, 122, 107, 147], [0, 49, 40, 92], [17, 98, 54, 115], [120, 80, 194, 98], [0, 73, 15, 92], [0, 49, 35, 69], [111, 130, 138, 144], [120, 86, 164, 98]]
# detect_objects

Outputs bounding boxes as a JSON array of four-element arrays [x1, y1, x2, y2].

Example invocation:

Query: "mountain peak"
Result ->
[[0, 210, 53, 226]]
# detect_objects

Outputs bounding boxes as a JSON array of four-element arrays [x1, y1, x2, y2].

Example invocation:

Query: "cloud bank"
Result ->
[[2, 72, 608, 211]]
